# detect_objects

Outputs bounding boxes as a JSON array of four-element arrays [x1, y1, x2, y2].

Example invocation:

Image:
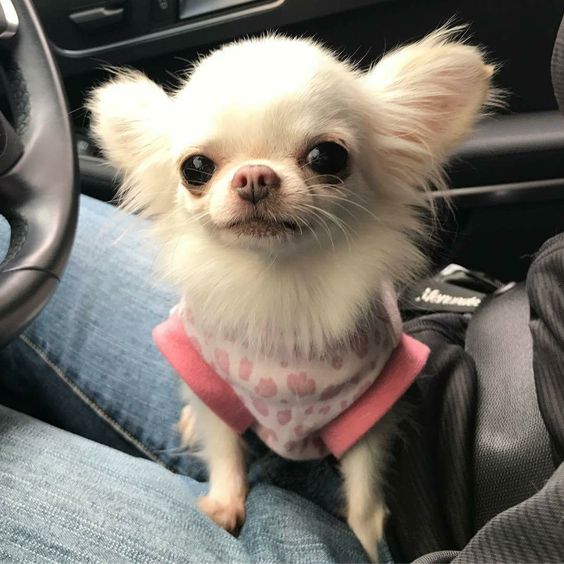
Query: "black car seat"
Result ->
[[385, 15, 564, 563]]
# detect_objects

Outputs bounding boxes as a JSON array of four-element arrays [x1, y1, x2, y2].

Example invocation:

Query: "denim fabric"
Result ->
[[0, 214, 8, 261], [0, 405, 374, 563], [0, 195, 391, 563]]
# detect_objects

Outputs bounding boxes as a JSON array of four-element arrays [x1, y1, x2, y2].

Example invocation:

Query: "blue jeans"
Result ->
[[0, 196, 391, 563]]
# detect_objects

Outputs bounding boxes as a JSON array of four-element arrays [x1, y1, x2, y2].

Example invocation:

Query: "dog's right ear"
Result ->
[[88, 70, 172, 173], [87, 70, 176, 215]]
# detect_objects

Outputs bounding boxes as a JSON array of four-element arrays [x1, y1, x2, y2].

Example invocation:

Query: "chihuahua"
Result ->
[[89, 28, 493, 561]]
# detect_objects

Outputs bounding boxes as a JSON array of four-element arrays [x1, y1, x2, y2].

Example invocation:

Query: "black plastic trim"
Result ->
[[448, 111, 564, 188], [42, 0, 394, 75], [439, 178, 564, 208], [79, 154, 119, 201]]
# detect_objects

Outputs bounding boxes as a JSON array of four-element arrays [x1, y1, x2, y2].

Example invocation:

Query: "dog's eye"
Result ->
[[306, 142, 348, 175], [180, 155, 216, 187]]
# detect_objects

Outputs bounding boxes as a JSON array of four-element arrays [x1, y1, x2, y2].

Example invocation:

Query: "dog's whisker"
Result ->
[[189, 211, 211, 223], [180, 166, 215, 178], [304, 187, 384, 225], [302, 203, 355, 249], [292, 206, 323, 249], [299, 181, 373, 207], [298, 190, 362, 219], [299, 204, 337, 250]]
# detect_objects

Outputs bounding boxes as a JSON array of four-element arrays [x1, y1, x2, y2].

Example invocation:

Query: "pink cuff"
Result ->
[[320, 334, 430, 458], [153, 314, 254, 434]]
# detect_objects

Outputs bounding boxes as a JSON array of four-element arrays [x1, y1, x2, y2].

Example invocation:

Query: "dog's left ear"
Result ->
[[362, 28, 494, 163]]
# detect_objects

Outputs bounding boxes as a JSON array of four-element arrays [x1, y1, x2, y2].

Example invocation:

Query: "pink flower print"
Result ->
[[311, 436, 326, 455], [287, 372, 316, 397], [252, 398, 269, 417], [299, 437, 310, 452], [350, 373, 361, 386], [254, 378, 277, 398], [294, 425, 310, 438], [331, 356, 344, 370], [280, 360, 289, 368], [320, 382, 346, 401], [305, 405, 314, 415], [238, 357, 253, 381], [318, 405, 331, 416], [351, 333, 369, 359], [285, 440, 297, 453], [277, 410, 292, 425], [214, 349, 230, 373]]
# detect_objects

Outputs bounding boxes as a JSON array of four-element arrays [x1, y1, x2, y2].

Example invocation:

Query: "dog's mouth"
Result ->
[[223, 217, 300, 238]]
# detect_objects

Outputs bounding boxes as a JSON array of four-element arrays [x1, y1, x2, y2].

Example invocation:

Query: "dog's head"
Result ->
[[89, 29, 493, 264]]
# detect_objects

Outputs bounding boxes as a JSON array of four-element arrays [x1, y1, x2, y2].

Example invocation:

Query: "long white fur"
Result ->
[[89, 28, 493, 561]]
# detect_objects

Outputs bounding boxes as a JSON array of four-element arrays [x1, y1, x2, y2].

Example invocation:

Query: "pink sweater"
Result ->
[[154, 300, 429, 460]]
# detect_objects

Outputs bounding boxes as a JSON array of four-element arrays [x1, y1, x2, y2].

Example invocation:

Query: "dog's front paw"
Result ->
[[348, 503, 387, 563], [177, 405, 198, 448], [198, 495, 246, 534]]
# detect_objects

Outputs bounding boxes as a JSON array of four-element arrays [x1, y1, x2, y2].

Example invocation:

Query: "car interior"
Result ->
[[1, 0, 563, 337], [0, 0, 563, 561], [29, 0, 564, 284]]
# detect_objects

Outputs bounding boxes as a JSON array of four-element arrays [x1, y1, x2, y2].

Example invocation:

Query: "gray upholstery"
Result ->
[[552, 15, 564, 114], [410, 18, 564, 562], [413, 464, 564, 564], [465, 285, 554, 529]]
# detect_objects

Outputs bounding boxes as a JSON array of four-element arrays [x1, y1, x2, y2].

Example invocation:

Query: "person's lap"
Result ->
[[0, 195, 386, 562], [1, 196, 186, 471], [0, 404, 373, 563]]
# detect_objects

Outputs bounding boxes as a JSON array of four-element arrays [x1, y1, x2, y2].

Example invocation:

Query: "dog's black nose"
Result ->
[[231, 165, 280, 204]]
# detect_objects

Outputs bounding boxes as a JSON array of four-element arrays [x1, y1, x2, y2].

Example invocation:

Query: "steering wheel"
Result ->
[[0, 0, 78, 348]]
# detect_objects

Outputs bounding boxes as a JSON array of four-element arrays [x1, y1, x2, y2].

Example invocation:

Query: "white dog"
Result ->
[[89, 28, 493, 561]]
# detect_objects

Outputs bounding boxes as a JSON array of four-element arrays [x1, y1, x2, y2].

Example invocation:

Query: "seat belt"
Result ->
[[400, 263, 514, 317]]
